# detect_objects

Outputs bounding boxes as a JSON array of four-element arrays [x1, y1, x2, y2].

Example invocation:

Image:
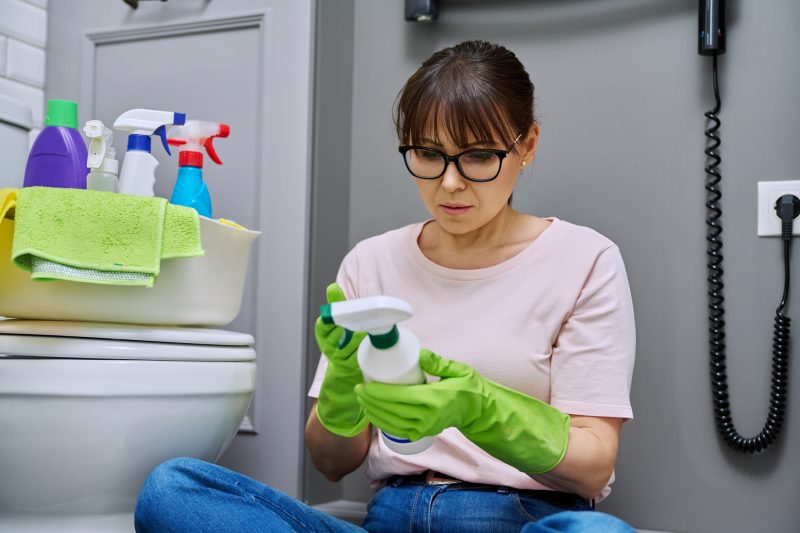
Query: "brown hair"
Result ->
[[394, 40, 535, 150]]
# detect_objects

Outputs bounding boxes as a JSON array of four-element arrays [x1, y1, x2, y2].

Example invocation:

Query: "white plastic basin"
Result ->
[[0, 216, 259, 326]]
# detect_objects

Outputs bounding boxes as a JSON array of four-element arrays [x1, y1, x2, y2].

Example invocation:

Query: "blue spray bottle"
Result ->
[[166, 121, 230, 217]]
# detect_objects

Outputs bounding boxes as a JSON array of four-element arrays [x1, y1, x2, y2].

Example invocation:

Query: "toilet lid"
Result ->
[[0, 320, 256, 362]]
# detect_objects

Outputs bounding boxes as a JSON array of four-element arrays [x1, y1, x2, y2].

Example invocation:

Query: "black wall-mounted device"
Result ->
[[698, 0, 726, 55], [405, 0, 439, 23]]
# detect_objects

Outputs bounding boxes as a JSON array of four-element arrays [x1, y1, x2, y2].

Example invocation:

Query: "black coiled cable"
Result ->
[[705, 54, 791, 453]]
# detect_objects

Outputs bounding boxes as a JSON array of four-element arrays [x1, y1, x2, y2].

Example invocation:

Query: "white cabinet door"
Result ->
[[47, 0, 315, 498]]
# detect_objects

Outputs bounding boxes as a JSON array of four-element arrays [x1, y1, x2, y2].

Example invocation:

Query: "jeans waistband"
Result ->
[[388, 471, 592, 508]]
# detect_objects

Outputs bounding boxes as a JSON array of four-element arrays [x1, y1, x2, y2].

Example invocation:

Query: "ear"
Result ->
[[520, 123, 539, 167]]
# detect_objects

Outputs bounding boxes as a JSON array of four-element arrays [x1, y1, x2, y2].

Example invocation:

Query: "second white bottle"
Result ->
[[323, 295, 435, 454]]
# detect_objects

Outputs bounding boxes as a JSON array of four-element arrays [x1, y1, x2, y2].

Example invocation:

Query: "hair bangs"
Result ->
[[396, 63, 518, 149]]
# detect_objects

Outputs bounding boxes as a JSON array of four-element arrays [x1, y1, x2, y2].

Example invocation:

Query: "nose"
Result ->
[[440, 160, 467, 192]]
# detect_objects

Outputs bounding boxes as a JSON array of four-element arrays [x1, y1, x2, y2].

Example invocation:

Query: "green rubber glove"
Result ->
[[314, 283, 369, 437], [354, 349, 570, 474]]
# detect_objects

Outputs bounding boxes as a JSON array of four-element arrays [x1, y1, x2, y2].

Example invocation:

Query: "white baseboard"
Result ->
[[312, 499, 367, 525]]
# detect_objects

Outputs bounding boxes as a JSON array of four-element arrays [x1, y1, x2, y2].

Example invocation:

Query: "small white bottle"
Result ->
[[321, 295, 435, 455], [87, 162, 119, 192], [83, 120, 119, 192]]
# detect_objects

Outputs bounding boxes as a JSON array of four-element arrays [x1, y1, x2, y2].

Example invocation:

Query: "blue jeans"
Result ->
[[135, 458, 634, 533]]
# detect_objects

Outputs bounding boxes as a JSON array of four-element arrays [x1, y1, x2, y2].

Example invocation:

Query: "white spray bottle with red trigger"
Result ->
[[320, 295, 435, 455]]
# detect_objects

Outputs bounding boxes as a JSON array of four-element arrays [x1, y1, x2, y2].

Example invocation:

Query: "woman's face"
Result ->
[[412, 126, 538, 235]]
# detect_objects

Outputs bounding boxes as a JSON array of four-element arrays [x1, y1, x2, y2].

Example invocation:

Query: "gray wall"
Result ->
[[327, 0, 800, 531], [303, 0, 356, 505]]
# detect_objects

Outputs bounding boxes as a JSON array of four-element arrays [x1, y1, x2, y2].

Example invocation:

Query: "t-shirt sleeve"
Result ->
[[307, 245, 361, 399], [549, 244, 636, 421]]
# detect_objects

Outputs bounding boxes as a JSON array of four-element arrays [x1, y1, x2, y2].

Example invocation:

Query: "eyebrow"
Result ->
[[421, 137, 495, 149]]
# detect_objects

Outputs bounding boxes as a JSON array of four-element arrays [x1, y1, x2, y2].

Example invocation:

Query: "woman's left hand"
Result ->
[[355, 349, 571, 474], [353, 349, 485, 441]]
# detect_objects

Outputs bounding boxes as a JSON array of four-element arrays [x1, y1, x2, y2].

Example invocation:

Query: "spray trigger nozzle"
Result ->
[[167, 121, 230, 167], [154, 125, 171, 156], [113, 109, 186, 155], [83, 120, 115, 169]]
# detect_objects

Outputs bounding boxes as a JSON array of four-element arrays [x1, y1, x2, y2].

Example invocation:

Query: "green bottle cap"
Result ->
[[45, 99, 79, 129], [369, 325, 399, 349]]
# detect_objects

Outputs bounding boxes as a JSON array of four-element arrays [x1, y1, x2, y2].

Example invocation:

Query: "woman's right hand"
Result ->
[[313, 283, 369, 437]]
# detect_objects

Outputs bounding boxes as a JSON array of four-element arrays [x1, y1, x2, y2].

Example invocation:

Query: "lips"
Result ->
[[440, 203, 471, 216]]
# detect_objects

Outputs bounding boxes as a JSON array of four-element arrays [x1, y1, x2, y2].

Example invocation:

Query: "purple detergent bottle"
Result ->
[[23, 99, 88, 188]]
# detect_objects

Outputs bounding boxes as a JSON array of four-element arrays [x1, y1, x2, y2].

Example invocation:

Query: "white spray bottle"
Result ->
[[320, 295, 435, 455], [113, 109, 186, 196], [83, 120, 119, 192]]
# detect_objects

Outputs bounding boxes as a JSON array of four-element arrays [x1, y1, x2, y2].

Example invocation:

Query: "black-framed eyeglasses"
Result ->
[[398, 134, 523, 183]]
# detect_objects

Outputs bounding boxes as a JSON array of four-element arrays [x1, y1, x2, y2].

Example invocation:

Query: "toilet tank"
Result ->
[[0, 94, 33, 189]]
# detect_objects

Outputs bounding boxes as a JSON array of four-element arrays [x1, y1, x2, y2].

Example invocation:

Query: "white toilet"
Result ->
[[0, 320, 257, 532]]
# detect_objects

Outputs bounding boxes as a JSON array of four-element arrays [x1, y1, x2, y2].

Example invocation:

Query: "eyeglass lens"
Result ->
[[404, 148, 502, 181]]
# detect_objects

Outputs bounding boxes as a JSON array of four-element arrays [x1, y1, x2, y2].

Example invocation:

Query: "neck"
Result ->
[[430, 205, 520, 253]]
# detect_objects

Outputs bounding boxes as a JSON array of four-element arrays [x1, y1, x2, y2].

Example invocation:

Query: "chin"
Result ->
[[434, 215, 480, 235]]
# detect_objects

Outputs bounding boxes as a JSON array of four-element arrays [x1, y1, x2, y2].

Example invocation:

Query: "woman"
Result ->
[[135, 40, 636, 533]]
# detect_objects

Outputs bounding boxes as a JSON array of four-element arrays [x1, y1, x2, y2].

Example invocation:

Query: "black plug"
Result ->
[[775, 194, 800, 241]]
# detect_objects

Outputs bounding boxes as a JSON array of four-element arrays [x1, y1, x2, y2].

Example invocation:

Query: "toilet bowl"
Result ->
[[0, 319, 257, 533]]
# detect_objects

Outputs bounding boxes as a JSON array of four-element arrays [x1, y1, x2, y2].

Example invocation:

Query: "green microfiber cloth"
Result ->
[[12, 187, 203, 287]]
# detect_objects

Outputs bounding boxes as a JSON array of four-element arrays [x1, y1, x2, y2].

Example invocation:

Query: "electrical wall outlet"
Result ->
[[758, 180, 800, 237]]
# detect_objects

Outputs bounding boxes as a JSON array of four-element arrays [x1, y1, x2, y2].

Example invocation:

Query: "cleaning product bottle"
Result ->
[[23, 99, 88, 189], [113, 109, 186, 196], [166, 120, 230, 217], [83, 120, 119, 192], [321, 295, 436, 455]]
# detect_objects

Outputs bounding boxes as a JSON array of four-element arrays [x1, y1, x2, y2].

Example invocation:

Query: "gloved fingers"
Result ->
[[326, 282, 347, 304], [315, 283, 347, 343], [314, 317, 340, 349], [355, 380, 443, 406], [356, 403, 410, 433], [359, 406, 427, 440], [354, 386, 432, 425], [316, 323, 365, 368], [314, 316, 335, 336], [337, 328, 353, 349], [354, 384, 406, 412], [418, 349, 473, 378], [339, 329, 367, 351]]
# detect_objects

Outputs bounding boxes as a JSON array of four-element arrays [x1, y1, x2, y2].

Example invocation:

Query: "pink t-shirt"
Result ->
[[308, 217, 636, 500]]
